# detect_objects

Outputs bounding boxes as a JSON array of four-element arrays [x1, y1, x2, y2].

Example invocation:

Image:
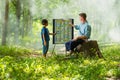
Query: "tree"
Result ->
[[15, 0, 21, 41], [2, 0, 9, 45], [20, 0, 33, 38], [11, 0, 21, 43]]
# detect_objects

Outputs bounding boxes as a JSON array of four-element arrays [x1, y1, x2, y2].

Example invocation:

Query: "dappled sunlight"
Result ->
[[0, 45, 120, 79], [0, 0, 120, 79]]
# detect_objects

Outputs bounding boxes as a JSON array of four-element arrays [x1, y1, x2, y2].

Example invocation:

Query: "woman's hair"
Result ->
[[79, 13, 87, 20], [42, 19, 48, 25]]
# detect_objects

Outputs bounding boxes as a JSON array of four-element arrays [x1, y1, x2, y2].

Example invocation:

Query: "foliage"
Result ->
[[0, 45, 120, 80]]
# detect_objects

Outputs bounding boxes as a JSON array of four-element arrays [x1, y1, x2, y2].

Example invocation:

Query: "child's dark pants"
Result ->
[[42, 41, 49, 54]]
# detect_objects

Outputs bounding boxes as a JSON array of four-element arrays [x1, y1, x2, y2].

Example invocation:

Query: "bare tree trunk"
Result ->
[[14, 0, 21, 44], [2, 0, 9, 45], [21, 8, 26, 38], [22, 8, 32, 38], [76, 40, 104, 58], [26, 10, 32, 36], [16, 0, 21, 24]]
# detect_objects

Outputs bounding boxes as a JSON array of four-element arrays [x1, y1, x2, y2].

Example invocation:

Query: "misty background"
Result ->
[[0, 0, 120, 53]]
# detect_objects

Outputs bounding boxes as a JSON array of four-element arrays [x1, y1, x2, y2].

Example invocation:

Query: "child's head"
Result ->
[[42, 19, 48, 26], [79, 13, 87, 23]]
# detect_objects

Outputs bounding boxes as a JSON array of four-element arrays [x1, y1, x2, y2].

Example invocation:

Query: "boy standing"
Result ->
[[41, 19, 56, 58]]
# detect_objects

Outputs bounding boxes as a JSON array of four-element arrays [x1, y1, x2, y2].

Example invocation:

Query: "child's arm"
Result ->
[[42, 34, 46, 46], [49, 33, 56, 35]]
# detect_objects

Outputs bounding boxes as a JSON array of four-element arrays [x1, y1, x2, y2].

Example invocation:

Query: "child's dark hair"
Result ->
[[79, 13, 87, 20], [42, 19, 48, 25]]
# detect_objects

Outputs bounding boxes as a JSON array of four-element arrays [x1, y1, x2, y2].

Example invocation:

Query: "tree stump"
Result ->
[[75, 40, 104, 58]]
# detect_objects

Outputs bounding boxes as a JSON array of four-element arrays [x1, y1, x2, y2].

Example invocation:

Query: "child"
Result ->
[[41, 19, 56, 58]]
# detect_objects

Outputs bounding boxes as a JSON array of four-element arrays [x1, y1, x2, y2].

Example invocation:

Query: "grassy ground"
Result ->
[[0, 45, 120, 80]]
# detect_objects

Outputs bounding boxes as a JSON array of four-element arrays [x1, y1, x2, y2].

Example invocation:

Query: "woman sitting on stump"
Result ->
[[65, 13, 91, 54]]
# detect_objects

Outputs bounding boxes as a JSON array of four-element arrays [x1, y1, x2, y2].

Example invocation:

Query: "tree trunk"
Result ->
[[2, 0, 9, 45], [22, 8, 32, 38], [76, 40, 104, 58], [14, 0, 21, 43], [21, 8, 27, 38]]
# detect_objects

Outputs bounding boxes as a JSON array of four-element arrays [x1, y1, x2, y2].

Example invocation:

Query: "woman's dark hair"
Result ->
[[42, 19, 48, 25], [79, 13, 87, 20]]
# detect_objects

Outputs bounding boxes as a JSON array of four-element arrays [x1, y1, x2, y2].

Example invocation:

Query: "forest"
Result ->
[[0, 0, 120, 80]]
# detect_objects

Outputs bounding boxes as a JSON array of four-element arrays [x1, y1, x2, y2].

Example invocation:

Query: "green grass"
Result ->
[[0, 45, 120, 80]]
